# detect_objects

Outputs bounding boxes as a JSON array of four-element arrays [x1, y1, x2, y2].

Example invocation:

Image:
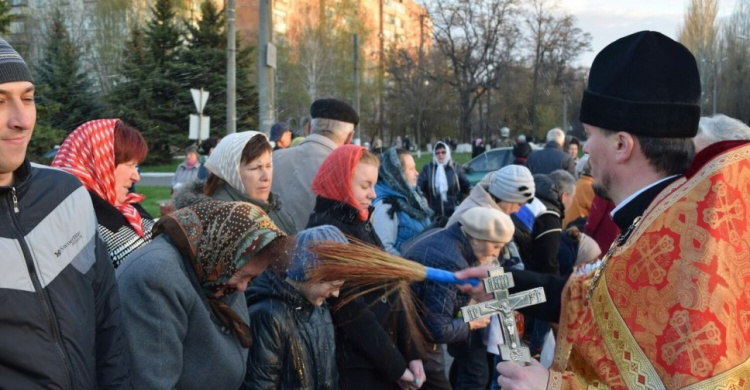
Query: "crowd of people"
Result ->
[[1, 28, 749, 390]]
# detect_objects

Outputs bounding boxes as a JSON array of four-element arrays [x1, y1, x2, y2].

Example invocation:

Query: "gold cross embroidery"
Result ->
[[662, 310, 721, 377]]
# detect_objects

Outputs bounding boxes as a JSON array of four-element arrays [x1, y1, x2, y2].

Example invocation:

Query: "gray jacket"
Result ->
[[116, 235, 250, 390], [212, 182, 298, 235], [271, 134, 339, 232], [172, 161, 201, 190]]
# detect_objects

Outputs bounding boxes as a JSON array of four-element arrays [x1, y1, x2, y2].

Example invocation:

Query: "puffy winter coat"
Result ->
[[403, 223, 477, 371], [0, 159, 130, 389], [244, 271, 338, 389], [372, 182, 431, 255]]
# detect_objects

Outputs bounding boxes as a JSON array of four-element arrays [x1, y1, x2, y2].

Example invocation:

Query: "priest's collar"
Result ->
[[610, 175, 679, 233]]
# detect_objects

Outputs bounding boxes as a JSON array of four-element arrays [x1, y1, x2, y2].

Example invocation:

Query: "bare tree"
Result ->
[[524, 0, 591, 133], [276, 0, 370, 122], [85, 0, 131, 95], [385, 48, 447, 150], [428, 0, 521, 142], [719, 0, 750, 122], [678, 0, 720, 114]]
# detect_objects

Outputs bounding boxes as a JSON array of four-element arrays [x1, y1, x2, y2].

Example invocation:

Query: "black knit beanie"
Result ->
[[0, 39, 33, 84], [579, 31, 700, 138]]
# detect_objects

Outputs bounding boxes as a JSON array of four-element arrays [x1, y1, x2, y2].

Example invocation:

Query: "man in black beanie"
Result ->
[[0, 39, 131, 388], [458, 31, 750, 388], [272, 98, 359, 231]]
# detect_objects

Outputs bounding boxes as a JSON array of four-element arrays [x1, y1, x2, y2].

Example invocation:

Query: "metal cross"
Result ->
[[460, 267, 546, 364]]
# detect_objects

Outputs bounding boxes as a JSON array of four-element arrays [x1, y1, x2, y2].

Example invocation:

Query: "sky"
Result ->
[[560, 0, 738, 66]]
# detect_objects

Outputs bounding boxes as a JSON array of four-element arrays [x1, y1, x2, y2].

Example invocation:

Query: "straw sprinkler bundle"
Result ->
[[307, 238, 480, 288], [307, 238, 480, 356]]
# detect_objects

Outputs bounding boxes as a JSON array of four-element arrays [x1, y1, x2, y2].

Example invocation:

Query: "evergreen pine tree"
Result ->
[[182, 0, 258, 132], [0, 0, 12, 34], [35, 8, 102, 132], [109, 0, 191, 164]]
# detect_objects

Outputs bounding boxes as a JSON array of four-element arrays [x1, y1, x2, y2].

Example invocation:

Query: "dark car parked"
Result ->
[[463, 145, 541, 186]]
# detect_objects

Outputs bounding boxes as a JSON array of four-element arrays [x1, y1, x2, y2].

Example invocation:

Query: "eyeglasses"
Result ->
[[435, 151, 446, 155]]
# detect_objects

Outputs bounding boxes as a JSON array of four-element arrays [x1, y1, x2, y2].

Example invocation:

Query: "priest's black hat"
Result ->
[[579, 31, 701, 138], [310, 98, 359, 125]]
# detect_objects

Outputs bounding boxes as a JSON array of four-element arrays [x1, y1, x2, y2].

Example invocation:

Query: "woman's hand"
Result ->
[[398, 368, 417, 390], [408, 360, 426, 388], [468, 316, 491, 330]]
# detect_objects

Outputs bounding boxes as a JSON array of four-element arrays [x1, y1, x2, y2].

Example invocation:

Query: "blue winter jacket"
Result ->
[[402, 223, 477, 371], [373, 182, 430, 254]]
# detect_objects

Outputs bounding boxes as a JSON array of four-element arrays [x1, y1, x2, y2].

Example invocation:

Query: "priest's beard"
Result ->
[[592, 174, 612, 201]]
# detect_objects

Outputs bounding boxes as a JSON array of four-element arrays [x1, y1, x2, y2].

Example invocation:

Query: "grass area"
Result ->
[[414, 151, 472, 170], [140, 161, 180, 173], [137, 186, 172, 217]]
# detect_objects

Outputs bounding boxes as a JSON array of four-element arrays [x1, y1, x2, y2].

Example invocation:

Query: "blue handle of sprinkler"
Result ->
[[425, 267, 480, 286]]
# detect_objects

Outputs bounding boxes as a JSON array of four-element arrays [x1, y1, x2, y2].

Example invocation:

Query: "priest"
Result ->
[[458, 31, 750, 389]]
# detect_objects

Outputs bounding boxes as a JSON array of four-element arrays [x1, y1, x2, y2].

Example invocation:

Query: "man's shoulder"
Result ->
[[29, 163, 84, 189], [273, 138, 333, 166]]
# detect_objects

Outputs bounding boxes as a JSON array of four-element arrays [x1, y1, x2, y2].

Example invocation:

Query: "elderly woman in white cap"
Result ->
[[199, 131, 297, 234], [403, 207, 515, 389]]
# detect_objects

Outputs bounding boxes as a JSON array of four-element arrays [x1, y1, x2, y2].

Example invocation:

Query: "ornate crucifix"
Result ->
[[461, 268, 546, 364]]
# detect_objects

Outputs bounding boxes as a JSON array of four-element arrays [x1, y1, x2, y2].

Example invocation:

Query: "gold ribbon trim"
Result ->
[[593, 274, 665, 390]]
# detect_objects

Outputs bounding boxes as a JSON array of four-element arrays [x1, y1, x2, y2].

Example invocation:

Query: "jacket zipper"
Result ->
[[8, 187, 74, 390]]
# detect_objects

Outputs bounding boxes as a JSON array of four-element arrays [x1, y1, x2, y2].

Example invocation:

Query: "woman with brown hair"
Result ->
[[202, 131, 297, 234], [306, 145, 426, 390], [52, 118, 153, 267]]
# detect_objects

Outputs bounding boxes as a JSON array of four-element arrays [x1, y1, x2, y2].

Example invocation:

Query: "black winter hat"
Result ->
[[533, 174, 561, 209], [579, 31, 701, 138], [310, 98, 359, 125]]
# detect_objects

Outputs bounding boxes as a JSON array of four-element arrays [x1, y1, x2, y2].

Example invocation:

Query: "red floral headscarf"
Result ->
[[51, 119, 147, 237], [312, 144, 369, 221]]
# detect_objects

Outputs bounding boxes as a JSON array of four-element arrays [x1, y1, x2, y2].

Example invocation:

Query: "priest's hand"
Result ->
[[496, 359, 550, 390], [454, 265, 495, 302]]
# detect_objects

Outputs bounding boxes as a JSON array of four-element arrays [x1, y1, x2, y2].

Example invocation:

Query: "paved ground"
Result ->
[[139, 172, 173, 187]]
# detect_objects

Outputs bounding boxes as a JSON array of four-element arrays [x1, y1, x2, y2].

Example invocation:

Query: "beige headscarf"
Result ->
[[204, 131, 269, 193], [575, 233, 602, 266]]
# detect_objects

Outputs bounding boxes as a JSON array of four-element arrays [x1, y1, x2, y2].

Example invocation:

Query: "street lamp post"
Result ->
[[711, 57, 728, 115]]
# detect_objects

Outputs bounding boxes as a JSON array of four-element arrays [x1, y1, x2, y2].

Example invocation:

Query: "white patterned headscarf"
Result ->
[[205, 131, 268, 194], [433, 141, 452, 202]]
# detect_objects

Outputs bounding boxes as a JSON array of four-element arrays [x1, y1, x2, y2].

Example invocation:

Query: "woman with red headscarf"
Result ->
[[52, 119, 153, 267], [306, 145, 426, 390]]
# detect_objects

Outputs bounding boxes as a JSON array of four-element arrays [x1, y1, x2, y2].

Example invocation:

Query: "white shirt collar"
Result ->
[[610, 175, 679, 217]]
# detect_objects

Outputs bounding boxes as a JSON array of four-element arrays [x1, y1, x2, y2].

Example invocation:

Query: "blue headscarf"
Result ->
[[377, 148, 433, 221]]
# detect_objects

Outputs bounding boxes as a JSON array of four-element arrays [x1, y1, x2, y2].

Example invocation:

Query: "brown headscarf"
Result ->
[[153, 200, 284, 347]]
